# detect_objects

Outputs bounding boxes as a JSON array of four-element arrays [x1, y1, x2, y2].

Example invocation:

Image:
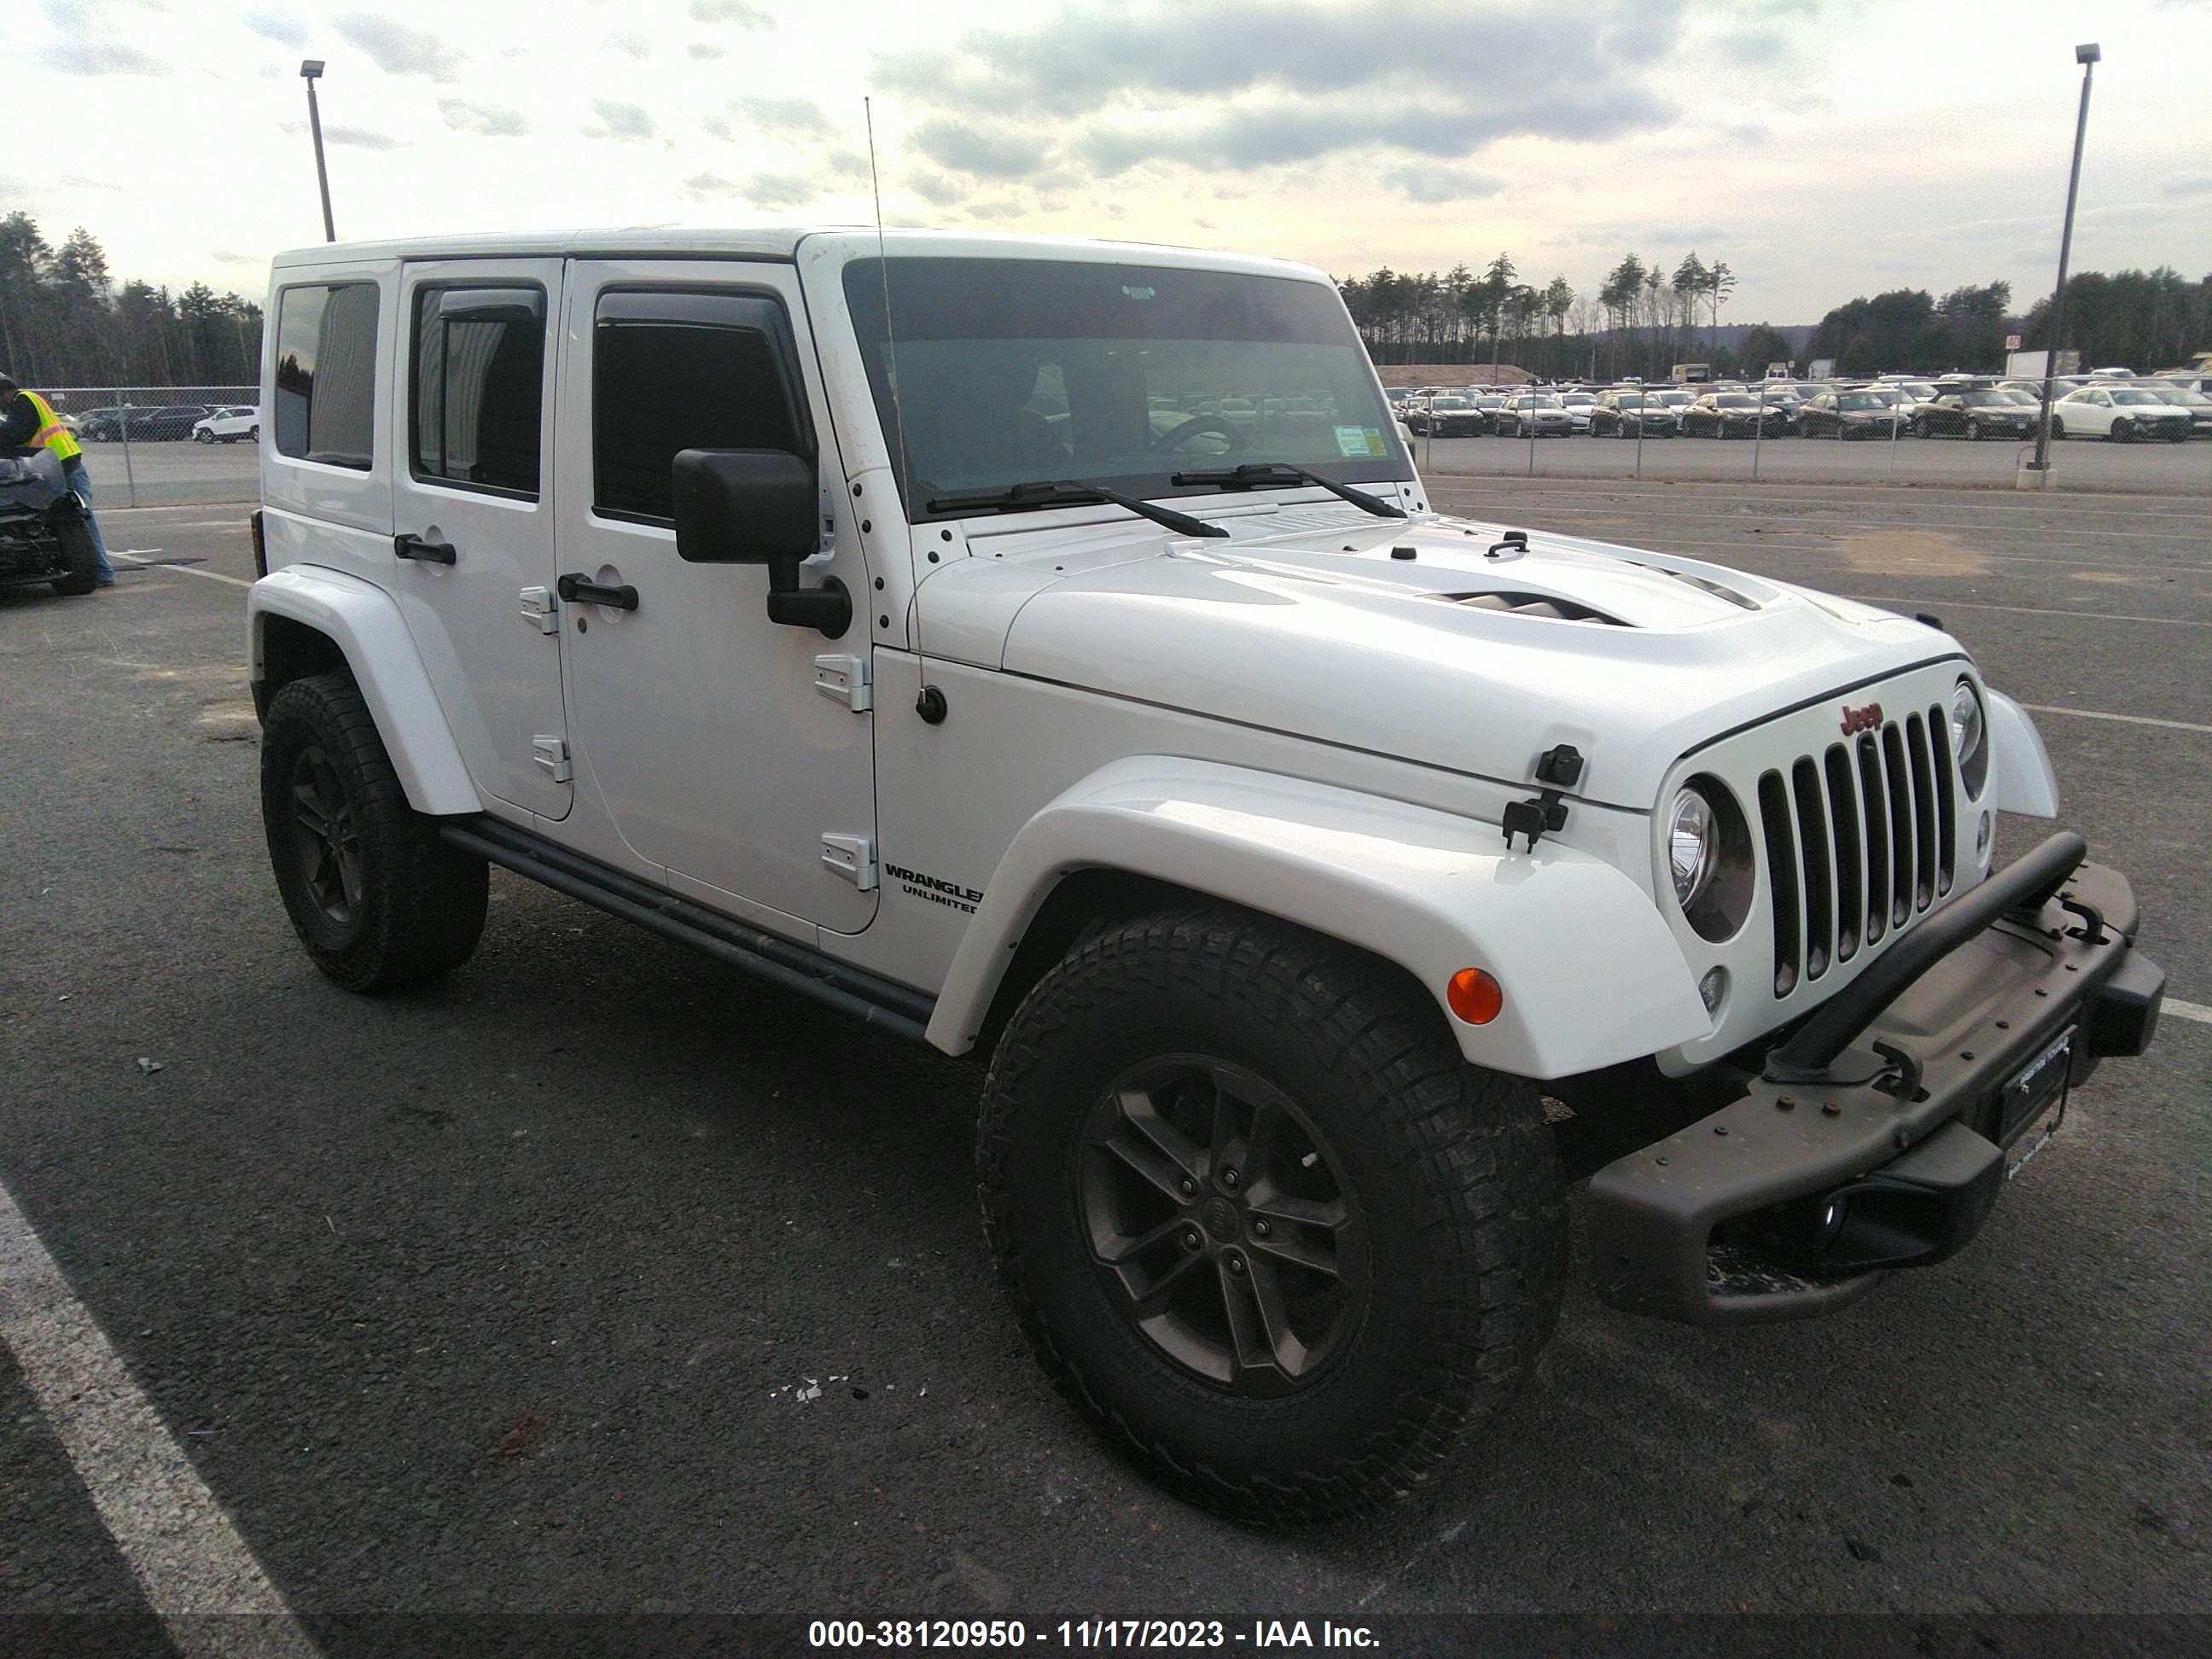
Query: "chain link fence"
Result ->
[[1394, 371, 2212, 496], [32, 385, 260, 508], [24, 375, 2212, 508]]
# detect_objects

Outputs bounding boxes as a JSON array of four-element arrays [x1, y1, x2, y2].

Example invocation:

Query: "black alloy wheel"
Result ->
[[1079, 1053, 1368, 1397], [979, 907, 1567, 1522], [259, 672, 488, 990], [288, 742, 366, 926]]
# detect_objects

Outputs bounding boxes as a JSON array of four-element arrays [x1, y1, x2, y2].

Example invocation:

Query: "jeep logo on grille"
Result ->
[[1840, 701, 1883, 736]]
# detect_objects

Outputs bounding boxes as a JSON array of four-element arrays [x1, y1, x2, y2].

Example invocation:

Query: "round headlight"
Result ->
[[1950, 679, 1985, 768], [1668, 788, 1717, 908]]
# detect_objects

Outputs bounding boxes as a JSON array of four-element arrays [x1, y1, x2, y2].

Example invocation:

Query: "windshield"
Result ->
[[1430, 397, 1472, 410], [2110, 389, 2167, 405], [1838, 393, 1887, 410], [844, 257, 1403, 517], [1522, 395, 1561, 408], [1713, 395, 1756, 407]]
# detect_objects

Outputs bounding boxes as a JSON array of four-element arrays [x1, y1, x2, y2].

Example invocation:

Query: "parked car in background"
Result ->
[[1557, 390, 1597, 433], [1912, 389, 2041, 441], [1495, 393, 1575, 438], [79, 404, 212, 442], [192, 405, 261, 444], [1403, 394, 1487, 437], [1588, 389, 1677, 438], [1681, 392, 1787, 438], [2050, 385, 2193, 442], [1797, 388, 1907, 439], [2152, 385, 2212, 438]]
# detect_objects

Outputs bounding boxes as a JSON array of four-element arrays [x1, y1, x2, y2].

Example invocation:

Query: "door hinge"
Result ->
[[532, 735, 573, 783], [519, 586, 559, 634], [821, 833, 877, 890], [812, 653, 871, 711]]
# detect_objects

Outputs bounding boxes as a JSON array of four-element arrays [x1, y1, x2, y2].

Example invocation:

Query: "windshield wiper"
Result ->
[[1168, 462, 1406, 520], [925, 479, 1229, 538]]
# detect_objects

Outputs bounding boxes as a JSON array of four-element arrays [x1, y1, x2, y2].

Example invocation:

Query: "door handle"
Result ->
[[556, 573, 639, 611], [394, 533, 457, 565]]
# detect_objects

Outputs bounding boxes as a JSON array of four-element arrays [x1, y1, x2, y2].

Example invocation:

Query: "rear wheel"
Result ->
[[260, 672, 488, 991], [49, 519, 100, 597], [979, 908, 1566, 1523], [2051, 417, 2066, 440]]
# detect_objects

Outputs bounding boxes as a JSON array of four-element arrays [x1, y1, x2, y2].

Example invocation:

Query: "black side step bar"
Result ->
[[439, 816, 934, 1045]]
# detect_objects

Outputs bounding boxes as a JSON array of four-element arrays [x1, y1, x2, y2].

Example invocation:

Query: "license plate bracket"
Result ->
[[2000, 1027, 2074, 1179]]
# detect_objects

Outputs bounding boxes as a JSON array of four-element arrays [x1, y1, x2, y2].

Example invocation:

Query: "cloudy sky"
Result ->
[[16, 0, 2212, 323]]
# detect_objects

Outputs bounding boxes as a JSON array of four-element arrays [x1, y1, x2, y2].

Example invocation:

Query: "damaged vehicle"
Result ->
[[0, 445, 102, 597], [246, 230, 2165, 1523]]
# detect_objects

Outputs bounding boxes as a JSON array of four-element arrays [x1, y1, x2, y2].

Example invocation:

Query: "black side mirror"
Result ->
[[671, 448, 849, 638]]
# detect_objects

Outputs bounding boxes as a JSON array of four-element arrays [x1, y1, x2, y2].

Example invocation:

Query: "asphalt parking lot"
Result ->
[[2, 484, 2208, 1646]]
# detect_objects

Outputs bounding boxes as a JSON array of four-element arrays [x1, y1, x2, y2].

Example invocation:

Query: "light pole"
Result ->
[[301, 59, 335, 242], [2029, 42, 2098, 474]]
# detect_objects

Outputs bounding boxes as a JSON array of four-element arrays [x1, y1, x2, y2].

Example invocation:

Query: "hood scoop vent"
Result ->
[[1431, 590, 1627, 626], [1627, 562, 1763, 611]]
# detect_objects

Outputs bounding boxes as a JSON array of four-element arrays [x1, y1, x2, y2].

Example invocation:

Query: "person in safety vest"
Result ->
[[0, 371, 115, 586]]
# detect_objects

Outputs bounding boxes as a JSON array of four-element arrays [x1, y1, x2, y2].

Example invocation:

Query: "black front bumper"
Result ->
[[1587, 846, 2163, 1326]]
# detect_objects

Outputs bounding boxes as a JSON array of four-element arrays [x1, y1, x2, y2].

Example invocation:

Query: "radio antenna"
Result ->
[[864, 98, 915, 515], [865, 98, 944, 725]]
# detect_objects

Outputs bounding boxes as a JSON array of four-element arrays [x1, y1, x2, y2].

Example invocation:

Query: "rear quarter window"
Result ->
[[274, 282, 379, 469]]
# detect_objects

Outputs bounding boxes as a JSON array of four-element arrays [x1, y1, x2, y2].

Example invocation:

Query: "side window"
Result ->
[[592, 289, 809, 523], [412, 285, 546, 498], [274, 282, 378, 469]]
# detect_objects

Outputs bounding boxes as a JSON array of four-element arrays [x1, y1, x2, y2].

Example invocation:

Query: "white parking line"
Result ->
[[1843, 595, 2212, 629], [111, 550, 253, 590], [2022, 704, 2212, 735], [0, 1179, 320, 1655], [2167, 998, 2212, 1027]]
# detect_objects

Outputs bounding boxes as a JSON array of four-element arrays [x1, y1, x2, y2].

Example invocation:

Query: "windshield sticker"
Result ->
[[1336, 425, 1383, 457]]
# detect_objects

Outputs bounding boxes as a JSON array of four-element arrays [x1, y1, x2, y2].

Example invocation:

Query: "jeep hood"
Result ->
[[915, 504, 1965, 810]]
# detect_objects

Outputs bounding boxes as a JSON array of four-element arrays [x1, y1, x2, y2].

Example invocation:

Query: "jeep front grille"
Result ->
[[1757, 705, 1957, 998]]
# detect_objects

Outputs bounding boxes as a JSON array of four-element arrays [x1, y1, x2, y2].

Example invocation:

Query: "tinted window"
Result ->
[[843, 257, 1398, 510], [274, 282, 378, 469], [412, 285, 546, 497], [592, 289, 807, 522]]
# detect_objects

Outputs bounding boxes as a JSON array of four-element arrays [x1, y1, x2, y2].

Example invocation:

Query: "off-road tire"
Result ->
[[977, 908, 1567, 1525], [49, 519, 101, 597], [260, 672, 487, 991]]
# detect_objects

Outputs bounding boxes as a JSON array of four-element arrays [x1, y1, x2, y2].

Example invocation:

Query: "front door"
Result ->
[[553, 259, 877, 934], [391, 258, 571, 819]]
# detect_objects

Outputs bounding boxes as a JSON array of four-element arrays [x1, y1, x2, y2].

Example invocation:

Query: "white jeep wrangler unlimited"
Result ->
[[248, 229, 2163, 1522]]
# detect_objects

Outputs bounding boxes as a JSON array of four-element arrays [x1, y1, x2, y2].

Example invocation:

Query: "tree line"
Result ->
[[0, 213, 263, 390], [1338, 251, 1773, 381], [1343, 249, 2212, 381]]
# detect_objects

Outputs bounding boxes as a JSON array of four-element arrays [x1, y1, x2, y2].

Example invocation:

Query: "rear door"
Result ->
[[391, 258, 571, 820]]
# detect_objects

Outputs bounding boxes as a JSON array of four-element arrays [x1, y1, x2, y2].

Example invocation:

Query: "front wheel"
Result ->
[[49, 518, 101, 597], [260, 673, 488, 991], [979, 909, 1566, 1523], [2111, 419, 2133, 443]]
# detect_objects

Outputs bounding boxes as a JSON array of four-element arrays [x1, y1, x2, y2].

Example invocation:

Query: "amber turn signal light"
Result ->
[[1447, 968, 1503, 1025]]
